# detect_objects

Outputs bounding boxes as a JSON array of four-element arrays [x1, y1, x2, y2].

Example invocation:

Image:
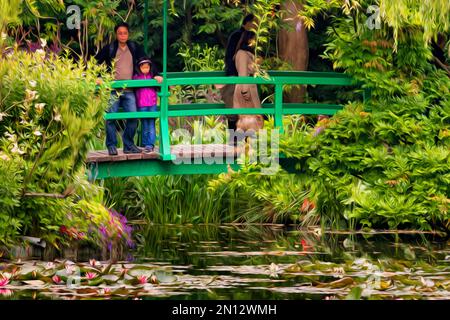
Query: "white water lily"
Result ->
[[420, 277, 435, 288], [33, 130, 42, 136], [332, 267, 345, 274], [29, 80, 37, 88], [40, 38, 47, 48], [0, 112, 6, 121], [268, 262, 280, 278]]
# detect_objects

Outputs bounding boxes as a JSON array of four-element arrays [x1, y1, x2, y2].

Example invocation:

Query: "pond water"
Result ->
[[0, 225, 449, 300]]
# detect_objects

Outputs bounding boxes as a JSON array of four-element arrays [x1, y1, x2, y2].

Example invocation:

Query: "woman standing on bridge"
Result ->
[[233, 30, 264, 133]]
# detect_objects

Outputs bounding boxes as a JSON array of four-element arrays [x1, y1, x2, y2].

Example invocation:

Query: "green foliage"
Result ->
[[104, 175, 225, 224], [209, 165, 310, 224], [0, 49, 121, 247], [0, 159, 24, 245], [178, 44, 224, 71], [276, 1, 450, 231]]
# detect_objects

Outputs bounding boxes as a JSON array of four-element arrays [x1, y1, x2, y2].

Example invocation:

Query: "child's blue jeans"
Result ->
[[139, 105, 157, 147]]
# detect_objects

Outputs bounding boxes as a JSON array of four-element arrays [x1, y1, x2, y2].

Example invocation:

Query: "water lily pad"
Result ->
[[317, 277, 355, 289], [101, 275, 120, 283], [154, 271, 177, 283], [129, 269, 154, 277], [22, 280, 46, 286], [345, 286, 363, 300]]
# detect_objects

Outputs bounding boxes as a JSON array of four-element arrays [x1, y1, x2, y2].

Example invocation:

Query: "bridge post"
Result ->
[[159, 0, 174, 161], [144, 0, 149, 54], [363, 87, 373, 112], [274, 83, 284, 133]]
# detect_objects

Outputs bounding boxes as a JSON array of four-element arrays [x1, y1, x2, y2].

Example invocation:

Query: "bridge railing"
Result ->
[[105, 71, 364, 161]]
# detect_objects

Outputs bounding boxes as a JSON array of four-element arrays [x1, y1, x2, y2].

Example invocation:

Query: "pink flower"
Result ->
[[0, 277, 9, 287], [150, 274, 158, 284], [89, 259, 101, 267], [52, 275, 62, 284], [0, 289, 13, 297], [137, 275, 148, 284], [99, 287, 111, 295], [85, 272, 98, 280], [65, 264, 76, 275], [313, 126, 325, 137]]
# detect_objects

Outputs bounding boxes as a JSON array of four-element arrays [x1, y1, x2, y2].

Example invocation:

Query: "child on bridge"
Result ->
[[133, 56, 163, 153]]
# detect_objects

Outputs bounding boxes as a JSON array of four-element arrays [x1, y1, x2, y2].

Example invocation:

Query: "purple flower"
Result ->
[[99, 225, 108, 237], [313, 126, 325, 137]]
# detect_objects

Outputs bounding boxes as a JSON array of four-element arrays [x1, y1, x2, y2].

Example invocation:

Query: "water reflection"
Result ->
[[0, 225, 449, 300]]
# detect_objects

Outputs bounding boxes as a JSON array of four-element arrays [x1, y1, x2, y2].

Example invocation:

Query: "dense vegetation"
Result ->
[[0, 0, 449, 252]]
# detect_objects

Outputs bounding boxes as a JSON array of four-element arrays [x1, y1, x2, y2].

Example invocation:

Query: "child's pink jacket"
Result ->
[[133, 73, 158, 107]]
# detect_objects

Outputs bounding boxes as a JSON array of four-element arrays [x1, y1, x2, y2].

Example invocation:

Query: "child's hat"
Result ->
[[138, 57, 152, 66]]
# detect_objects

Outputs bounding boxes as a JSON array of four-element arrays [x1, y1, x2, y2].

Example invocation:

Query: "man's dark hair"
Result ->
[[114, 22, 129, 33], [242, 14, 255, 26]]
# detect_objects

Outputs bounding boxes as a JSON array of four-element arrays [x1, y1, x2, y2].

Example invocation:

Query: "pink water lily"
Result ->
[[137, 275, 148, 284], [150, 274, 158, 284], [85, 272, 98, 280], [99, 288, 111, 295], [0, 277, 9, 287], [65, 264, 76, 275], [0, 289, 13, 297], [52, 275, 62, 284], [89, 259, 101, 267]]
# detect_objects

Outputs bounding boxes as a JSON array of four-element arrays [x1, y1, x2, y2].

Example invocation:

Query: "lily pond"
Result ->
[[0, 225, 449, 300]]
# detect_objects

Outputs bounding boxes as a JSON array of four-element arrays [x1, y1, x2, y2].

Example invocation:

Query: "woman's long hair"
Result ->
[[234, 30, 256, 59]]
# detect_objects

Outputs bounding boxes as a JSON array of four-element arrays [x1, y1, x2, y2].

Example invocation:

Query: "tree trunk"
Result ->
[[278, 0, 309, 103]]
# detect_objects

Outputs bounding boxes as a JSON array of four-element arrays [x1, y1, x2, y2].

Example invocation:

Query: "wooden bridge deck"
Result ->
[[86, 144, 240, 163]]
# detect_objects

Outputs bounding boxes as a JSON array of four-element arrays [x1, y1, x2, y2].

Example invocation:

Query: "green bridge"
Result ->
[[86, 70, 369, 179], [86, 0, 369, 180]]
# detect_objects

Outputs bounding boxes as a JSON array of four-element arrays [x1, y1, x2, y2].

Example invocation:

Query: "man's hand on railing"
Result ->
[[154, 76, 164, 83]]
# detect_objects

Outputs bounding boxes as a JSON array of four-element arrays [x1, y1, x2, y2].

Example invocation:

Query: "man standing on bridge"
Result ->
[[95, 22, 145, 156]]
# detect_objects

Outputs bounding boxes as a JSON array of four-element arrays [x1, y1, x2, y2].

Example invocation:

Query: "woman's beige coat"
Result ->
[[233, 50, 261, 109]]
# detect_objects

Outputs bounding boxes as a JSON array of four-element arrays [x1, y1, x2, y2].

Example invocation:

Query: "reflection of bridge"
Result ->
[[86, 71, 370, 179]]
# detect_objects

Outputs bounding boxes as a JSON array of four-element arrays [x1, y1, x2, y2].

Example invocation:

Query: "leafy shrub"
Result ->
[[0, 47, 133, 248]]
